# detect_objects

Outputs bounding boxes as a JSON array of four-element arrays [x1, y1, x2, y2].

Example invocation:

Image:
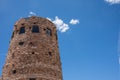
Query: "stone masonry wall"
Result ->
[[1, 16, 62, 80]]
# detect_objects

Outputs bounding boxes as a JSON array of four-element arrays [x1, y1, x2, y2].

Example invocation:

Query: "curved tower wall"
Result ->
[[2, 16, 62, 80]]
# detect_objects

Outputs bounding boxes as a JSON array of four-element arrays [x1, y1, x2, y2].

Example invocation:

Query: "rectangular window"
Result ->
[[32, 26, 39, 33], [46, 28, 52, 36], [19, 27, 25, 34]]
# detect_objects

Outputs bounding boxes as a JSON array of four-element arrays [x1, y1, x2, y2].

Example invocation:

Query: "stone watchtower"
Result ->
[[1, 16, 63, 80]]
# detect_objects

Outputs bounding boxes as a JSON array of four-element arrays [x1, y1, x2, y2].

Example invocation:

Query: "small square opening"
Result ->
[[49, 52, 52, 56], [12, 70, 16, 74], [19, 42, 24, 45], [29, 78, 36, 80], [32, 52, 35, 54]]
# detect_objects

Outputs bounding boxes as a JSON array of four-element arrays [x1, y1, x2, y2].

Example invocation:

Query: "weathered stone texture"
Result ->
[[1, 16, 62, 80]]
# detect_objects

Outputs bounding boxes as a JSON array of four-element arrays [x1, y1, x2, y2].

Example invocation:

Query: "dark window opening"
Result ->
[[19, 27, 25, 34], [19, 42, 24, 45], [46, 28, 52, 36], [32, 26, 39, 33], [49, 52, 52, 56], [29, 42, 33, 45], [34, 22, 36, 24], [12, 70, 16, 74], [21, 23, 24, 25], [29, 27, 32, 29], [29, 78, 36, 80], [32, 52, 35, 54]]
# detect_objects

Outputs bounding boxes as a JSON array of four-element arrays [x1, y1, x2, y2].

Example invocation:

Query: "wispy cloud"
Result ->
[[53, 16, 69, 33], [70, 19, 79, 25], [47, 16, 79, 33], [28, 11, 36, 17], [105, 0, 120, 4]]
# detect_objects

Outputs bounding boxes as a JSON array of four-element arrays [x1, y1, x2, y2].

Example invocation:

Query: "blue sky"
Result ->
[[0, 0, 120, 80]]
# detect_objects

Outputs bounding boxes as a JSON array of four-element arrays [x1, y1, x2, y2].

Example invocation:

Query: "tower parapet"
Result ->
[[1, 16, 62, 80]]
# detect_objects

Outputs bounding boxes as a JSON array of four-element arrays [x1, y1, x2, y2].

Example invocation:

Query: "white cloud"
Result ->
[[28, 11, 36, 17], [47, 16, 79, 33], [47, 16, 69, 33], [70, 19, 79, 25], [105, 0, 120, 4]]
